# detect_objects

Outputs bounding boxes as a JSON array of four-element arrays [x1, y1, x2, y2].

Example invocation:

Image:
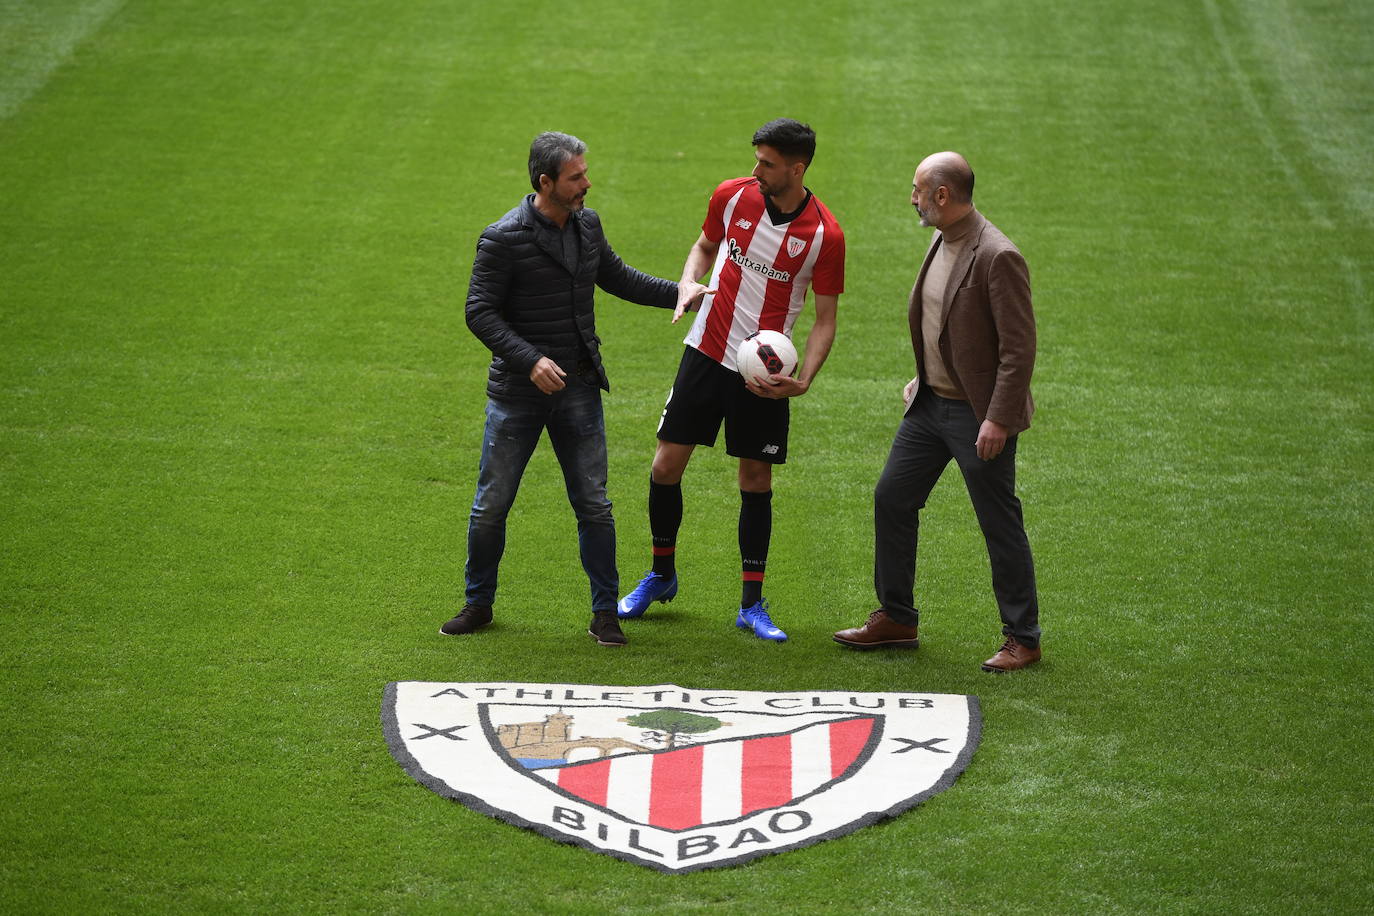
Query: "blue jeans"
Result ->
[[466, 383, 617, 613]]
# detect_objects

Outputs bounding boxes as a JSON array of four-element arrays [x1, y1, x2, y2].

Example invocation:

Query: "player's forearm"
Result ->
[[680, 239, 716, 284], [796, 295, 839, 389], [796, 321, 836, 388]]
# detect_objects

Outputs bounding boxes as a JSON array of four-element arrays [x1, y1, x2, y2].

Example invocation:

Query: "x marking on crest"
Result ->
[[892, 737, 950, 754], [412, 723, 467, 741]]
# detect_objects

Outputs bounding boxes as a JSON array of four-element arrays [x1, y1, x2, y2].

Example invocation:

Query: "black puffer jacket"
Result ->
[[465, 195, 677, 400]]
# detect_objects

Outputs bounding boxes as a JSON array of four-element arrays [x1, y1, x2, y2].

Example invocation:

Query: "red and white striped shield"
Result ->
[[384, 682, 980, 873], [532, 713, 879, 830]]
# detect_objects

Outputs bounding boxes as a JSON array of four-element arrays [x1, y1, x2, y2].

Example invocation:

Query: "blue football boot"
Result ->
[[617, 571, 678, 619], [736, 599, 787, 642]]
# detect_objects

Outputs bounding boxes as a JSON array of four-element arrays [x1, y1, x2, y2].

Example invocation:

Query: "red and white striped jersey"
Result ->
[[683, 177, 845, 369]]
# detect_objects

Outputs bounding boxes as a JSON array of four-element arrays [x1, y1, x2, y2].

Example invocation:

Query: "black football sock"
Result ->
[[649, 478, 682, 578], [739, 489, 772, 608]]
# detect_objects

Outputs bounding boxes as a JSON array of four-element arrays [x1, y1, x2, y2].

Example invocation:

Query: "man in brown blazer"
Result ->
[[833, 151, 1041, 672]]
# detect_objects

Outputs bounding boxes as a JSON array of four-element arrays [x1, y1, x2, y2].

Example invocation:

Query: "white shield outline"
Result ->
[[382, 682, 981, 874]]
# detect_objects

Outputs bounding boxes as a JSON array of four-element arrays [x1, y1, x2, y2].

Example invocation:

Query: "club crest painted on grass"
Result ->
[[383, 682, 981, 873]]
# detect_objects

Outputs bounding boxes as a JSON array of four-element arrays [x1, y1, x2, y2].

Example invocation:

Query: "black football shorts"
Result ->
[[657, 346, 789, 464]]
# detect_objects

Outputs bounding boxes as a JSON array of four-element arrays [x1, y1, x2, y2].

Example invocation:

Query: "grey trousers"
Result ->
[[873, 386, 1040, 647]]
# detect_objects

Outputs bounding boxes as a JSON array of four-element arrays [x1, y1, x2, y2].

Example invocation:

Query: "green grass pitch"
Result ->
[[2, 0, 1371, 911]]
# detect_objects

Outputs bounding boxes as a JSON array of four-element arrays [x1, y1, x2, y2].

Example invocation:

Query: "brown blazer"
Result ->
[[909, 209, 1036, 433]]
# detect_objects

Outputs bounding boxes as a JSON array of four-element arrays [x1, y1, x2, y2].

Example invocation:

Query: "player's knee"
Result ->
[[650, 462, 682, 485], [738, 463, 772, 492], [651, 447, 690, 485]]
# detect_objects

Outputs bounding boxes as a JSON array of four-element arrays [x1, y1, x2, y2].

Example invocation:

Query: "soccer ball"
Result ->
[[736, 330, 798, 385]]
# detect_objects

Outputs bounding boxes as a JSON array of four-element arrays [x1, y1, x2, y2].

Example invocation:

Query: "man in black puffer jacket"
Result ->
[[440, 131, 705, 647]]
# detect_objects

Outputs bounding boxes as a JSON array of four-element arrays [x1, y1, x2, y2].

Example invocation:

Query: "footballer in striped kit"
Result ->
[[619, 118, 846, 640]]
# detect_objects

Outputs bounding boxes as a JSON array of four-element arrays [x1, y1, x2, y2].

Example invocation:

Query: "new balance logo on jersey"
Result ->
[[727, 238, 792, 282], [735, 218, 753, 230]]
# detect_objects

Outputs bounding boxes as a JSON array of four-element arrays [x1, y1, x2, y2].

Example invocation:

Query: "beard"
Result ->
[[552, 187, 587, 213], [756, 176, 790, 199], [916, 200, 939, 227]]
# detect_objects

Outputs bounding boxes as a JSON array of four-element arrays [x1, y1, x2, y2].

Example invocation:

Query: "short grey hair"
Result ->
[[528, 131, 587, 191]]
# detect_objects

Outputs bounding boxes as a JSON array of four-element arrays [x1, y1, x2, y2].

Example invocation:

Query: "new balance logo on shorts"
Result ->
[[762, 444, 779, 455], [383, 681, 981, 873]]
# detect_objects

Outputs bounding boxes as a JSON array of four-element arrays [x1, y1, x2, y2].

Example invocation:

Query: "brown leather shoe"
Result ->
[[833, 610, 919, 650], [981, 636, 1041, 672]]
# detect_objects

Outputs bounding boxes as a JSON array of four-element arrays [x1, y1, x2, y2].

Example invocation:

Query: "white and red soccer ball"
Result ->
[[736, 330, 798, 385]]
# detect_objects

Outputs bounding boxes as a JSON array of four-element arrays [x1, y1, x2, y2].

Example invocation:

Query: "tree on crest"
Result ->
[[625, 709, 724, 749]]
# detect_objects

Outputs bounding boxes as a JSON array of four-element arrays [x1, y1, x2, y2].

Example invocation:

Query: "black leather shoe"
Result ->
[[440, 604, 492, 636], [588, 611, 627, 647]]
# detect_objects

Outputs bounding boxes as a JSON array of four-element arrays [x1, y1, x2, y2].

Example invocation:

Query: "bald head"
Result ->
[[917, 152, 974, 204], [911, 151, 975, 229]]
